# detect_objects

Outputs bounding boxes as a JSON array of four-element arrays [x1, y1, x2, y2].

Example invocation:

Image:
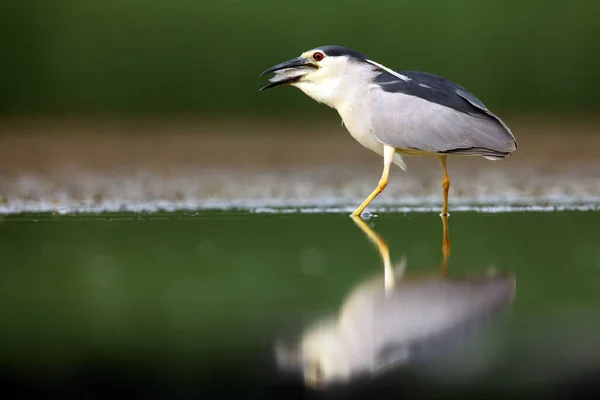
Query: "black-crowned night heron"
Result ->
[[260, 45, 518, 266], [276, 217, 516, 388]]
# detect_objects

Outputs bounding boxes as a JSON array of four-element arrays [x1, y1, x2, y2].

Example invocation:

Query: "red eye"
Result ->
[[313, 52, 324, 61]]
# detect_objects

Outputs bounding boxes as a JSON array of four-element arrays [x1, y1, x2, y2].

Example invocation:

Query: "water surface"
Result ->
[[1, 211, 599, 397]]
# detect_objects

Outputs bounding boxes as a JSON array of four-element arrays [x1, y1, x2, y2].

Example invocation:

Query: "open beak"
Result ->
[[259, 56, 317, 91]]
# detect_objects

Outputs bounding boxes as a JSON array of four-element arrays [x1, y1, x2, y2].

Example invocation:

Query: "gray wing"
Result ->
[[370, 71, 517, 158]]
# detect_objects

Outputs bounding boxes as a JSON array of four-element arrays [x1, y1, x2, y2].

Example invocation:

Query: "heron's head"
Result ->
[[259, 45, 378, 109], [274, 317, 355, 389]]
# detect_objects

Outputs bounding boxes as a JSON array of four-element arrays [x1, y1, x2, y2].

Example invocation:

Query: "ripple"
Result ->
[[1, 168, 599, 214]]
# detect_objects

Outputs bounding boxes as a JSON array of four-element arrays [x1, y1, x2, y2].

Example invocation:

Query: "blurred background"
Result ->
[[1, 1, 600, 398], [1, 0, 599, 116]]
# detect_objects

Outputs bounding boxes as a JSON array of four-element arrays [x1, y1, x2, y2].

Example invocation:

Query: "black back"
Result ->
[[373, 70, 490, 118]]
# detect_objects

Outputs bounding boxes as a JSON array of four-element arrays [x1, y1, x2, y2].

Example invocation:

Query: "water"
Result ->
[[1, 116, 600, 396], [2, 117, 600, 216], [1, 211, 599, 397], [1, 166, 599, 215]]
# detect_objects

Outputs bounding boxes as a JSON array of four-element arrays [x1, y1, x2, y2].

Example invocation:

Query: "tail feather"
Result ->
[[440, 147, 511, 159]]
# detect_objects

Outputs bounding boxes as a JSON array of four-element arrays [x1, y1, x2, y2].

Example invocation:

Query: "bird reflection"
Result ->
[[276, 216, 516, 389]]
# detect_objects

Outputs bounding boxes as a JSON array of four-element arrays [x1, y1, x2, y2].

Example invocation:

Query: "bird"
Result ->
[[275, 216, 516, 388], [259, 45, 517, 268]]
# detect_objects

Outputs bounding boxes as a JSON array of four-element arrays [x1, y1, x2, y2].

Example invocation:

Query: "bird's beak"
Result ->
[[259, 56, 318, 91]]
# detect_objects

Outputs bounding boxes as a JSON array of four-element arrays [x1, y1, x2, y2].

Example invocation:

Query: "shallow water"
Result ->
[[1, 211, 600, 397], [1, 117, 600, 215]]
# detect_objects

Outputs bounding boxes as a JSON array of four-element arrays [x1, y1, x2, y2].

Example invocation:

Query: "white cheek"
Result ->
[[293, 81, 330, 106], [291, 58, 370, 110]]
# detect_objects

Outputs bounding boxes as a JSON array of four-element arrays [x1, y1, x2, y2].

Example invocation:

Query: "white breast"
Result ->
[[337, 91, 384, 157]]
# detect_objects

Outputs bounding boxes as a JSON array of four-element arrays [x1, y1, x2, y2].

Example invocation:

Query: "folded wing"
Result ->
[[369, 70, 517, 158]]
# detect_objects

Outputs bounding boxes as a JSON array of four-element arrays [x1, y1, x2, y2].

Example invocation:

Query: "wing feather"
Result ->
[[369, 71, 517, 158]]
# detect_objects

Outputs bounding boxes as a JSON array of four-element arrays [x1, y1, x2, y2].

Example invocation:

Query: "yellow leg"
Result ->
[[439, 155, 450, 217], [438, 156, 451, 275], [351, 215, 395, 291], [351, 145, 396, 218]]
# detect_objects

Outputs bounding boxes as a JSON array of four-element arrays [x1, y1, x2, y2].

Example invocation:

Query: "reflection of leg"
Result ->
[[351, 216, 395, 291], [351, 145, 396, 218], [441, 214, 450, 276]]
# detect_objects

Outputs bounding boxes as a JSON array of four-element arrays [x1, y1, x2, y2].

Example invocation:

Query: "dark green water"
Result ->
[[1, 211, 600, 397]]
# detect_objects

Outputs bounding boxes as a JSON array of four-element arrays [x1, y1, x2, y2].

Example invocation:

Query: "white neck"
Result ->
[[290, 59, 384, 155]]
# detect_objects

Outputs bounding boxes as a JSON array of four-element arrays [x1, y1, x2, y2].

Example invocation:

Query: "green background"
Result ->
[[1, 0, 599, 116]]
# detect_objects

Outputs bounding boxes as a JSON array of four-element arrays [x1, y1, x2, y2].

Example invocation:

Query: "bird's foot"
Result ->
[[350, 210, 374, 220]]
